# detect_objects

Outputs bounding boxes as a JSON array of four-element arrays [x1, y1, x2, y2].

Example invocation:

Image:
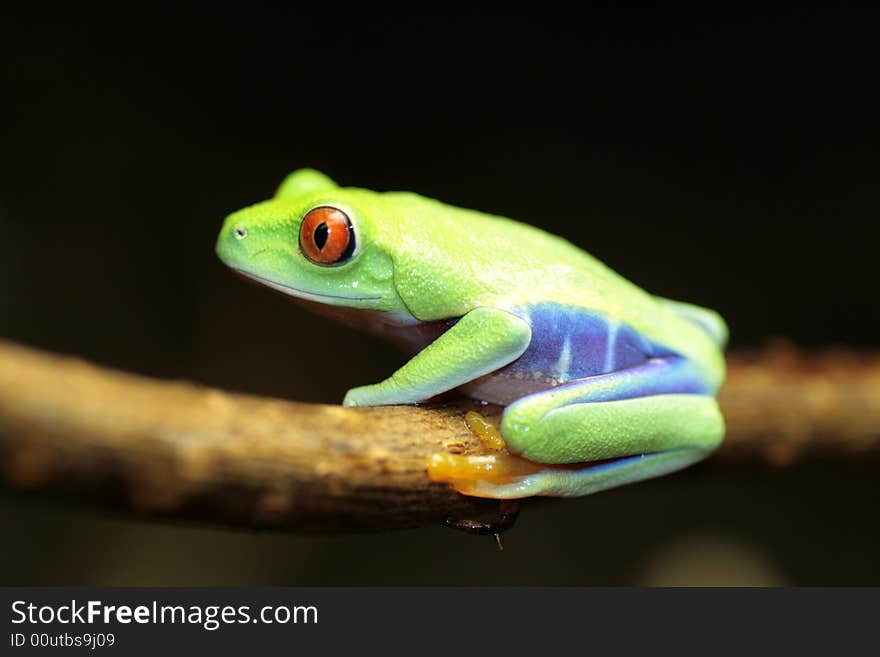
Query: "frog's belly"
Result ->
[[460, 302, 670, 405]]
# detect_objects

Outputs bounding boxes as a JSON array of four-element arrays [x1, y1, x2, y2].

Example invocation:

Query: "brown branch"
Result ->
[[718, 341, 880, 465], [0, 338, 878, 532]]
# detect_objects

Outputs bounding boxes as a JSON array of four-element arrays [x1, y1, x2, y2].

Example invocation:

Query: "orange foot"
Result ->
[[427, 411, 547, 496]]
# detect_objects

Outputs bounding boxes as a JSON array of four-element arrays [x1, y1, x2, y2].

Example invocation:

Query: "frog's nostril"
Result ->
[[233, 227, 248, 240]]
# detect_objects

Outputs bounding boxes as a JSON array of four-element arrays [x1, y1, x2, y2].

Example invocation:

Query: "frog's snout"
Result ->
[[215, 215, 250, 267]]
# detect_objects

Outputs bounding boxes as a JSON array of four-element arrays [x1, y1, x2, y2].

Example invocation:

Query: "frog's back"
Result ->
[[362, 187, 726, 390], [376, 189, 643, 302]]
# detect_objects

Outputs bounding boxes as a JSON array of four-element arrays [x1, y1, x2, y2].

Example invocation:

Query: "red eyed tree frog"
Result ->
[[216, 170, 727, 514]]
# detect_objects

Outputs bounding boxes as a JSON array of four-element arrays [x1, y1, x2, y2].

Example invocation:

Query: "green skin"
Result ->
[[216, 169, 727, 499]]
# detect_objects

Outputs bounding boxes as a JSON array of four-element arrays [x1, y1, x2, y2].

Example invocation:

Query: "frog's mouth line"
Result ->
[[232, 269, 383, 303]]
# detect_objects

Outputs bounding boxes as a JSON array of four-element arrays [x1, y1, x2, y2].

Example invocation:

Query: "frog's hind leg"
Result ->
[[433, 357, 725, 499], [428, 411, 557, 496], [496, 392, 723, 498]]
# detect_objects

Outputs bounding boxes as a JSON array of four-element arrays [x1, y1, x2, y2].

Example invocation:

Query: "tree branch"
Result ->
[[0, 339, 878, 532]]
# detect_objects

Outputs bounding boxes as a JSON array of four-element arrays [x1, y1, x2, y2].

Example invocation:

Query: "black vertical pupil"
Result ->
[[314, 222, 329, 250]]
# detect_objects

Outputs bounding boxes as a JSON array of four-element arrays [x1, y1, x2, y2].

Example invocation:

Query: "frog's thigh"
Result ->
[[466, 358, 726, 498], [503, 390, 724, 464], [500, 356, 718, 462], [468, 393, 723, 499]]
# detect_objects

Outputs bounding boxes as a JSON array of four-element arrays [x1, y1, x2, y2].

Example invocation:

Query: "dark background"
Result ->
[[1, 8, 877, 584]]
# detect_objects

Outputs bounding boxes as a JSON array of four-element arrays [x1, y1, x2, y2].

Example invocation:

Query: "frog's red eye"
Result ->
[[299, 206, 356, 265]]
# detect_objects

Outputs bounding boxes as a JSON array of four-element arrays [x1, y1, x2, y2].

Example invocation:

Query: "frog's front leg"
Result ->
[[429, 357, 724, 499], [342, 307, 531, 407]]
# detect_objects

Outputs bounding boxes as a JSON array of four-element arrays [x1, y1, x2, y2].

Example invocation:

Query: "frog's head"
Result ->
[[216, 169, 413, 321]]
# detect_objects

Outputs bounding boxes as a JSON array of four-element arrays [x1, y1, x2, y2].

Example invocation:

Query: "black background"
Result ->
[[1, 8, 878, 584]]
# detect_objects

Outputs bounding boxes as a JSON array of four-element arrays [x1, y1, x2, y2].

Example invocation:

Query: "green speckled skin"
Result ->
[[216, 169, 727, 499]]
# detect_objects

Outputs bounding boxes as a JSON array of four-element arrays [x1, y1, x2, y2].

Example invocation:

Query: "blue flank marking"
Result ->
[[506, 302, 672, 383], [602, 318, 620, 374]]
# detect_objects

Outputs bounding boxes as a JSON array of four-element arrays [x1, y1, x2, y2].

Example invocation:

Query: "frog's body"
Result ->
[[217, 169, 727, 499]]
